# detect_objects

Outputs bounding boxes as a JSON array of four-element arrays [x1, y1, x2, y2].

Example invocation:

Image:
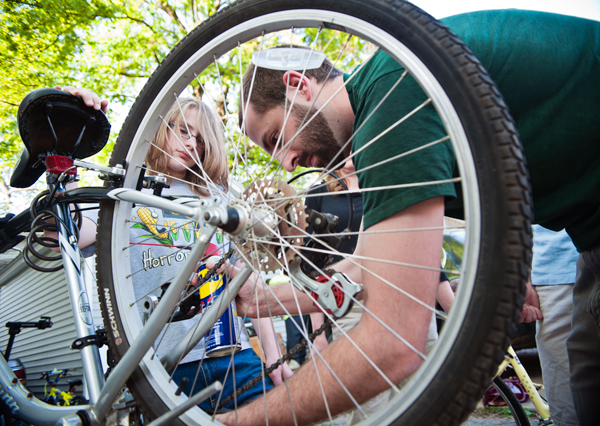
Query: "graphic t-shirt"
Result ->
[[128, 180, 250, 363]]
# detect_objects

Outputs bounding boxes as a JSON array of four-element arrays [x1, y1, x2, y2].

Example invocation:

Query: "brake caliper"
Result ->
[[288, 259, 362, 318], [311, 273, 362, 318]]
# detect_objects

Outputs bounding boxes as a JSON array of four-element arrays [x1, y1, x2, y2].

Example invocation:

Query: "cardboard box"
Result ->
[[249, 333, 285, 362]]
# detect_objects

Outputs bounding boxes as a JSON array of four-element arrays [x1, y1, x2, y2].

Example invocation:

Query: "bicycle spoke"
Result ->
[[95, 3, 528, 424]]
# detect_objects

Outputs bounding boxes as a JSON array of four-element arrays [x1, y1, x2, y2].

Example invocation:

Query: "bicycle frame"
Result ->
[[54, 194, 105, 404], [3, 171, 379, 425], [495, 346, 552, 424], [0, 178, 104, 425], [1, 186, 252, 425], [0, 357, 83, 425]]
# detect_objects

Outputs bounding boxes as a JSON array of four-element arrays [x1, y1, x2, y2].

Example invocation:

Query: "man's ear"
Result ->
[[282, 71, 313, 101]]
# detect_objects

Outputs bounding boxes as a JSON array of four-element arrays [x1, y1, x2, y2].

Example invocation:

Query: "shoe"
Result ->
[[288, 359, 301, 370]]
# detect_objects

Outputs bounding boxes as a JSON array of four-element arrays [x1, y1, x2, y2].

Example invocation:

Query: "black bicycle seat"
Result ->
[[10, 88, 111, 188], [67, 379, 83, 387]]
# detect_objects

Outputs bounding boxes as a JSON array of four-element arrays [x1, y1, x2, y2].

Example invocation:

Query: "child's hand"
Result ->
[[54, 85, 109, 113]]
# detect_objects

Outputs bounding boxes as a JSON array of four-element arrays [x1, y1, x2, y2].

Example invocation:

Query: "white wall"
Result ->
[[0, 248, 104, 400]]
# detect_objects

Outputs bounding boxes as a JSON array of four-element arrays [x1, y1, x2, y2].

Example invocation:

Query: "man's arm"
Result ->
[[218, 196, 445, 425], [232, 268, 318, 318], [332, 221, 364, 284]]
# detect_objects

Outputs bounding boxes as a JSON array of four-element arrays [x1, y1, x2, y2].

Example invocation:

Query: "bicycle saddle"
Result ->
[[10, 88, 111, 188], [67, 379, 83, 387]]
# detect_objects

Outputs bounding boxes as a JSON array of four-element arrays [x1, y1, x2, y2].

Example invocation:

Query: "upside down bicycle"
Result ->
[[0, 1, 531, 425]]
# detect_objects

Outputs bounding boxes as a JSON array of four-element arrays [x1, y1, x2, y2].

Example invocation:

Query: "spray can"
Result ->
[[197, 258, 241, 357]]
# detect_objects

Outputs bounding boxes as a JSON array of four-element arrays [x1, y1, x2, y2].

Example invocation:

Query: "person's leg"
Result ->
[[567, 251, 600, 425], [213, 348, 274, 410], [535, 284, 578, 426], [173, 349, 275, 413], [285, 315, 308, 365], [171, 359, 216, 412]]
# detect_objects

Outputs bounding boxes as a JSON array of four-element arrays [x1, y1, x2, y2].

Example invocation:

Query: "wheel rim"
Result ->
[[99, 4, 519, 426]]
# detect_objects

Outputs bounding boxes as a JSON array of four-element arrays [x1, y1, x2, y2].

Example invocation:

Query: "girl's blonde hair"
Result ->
[[145, 98, 229, 197]]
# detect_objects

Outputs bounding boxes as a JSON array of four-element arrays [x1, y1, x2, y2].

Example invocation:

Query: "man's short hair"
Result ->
[[238, 46, 342, 127]]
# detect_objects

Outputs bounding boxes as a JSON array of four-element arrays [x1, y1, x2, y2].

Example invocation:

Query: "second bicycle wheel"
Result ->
[[486, 377, 531, 426], [96, 0, 532, 424]]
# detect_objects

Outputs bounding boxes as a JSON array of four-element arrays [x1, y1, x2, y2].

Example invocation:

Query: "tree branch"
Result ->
[[4, 0, 42, 7], [158, 0, 187, 33], [0, 176, 9, 197], [118, 71, 152, 78], [191, 0, 198, 24], [113, 13, 156, 33], [0, 100, 19, 107]]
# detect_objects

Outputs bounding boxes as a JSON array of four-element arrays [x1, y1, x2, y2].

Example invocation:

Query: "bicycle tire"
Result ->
[[69, 396, 88, 406], [96, 0, 532, 425], [489, 377, 531, 426]]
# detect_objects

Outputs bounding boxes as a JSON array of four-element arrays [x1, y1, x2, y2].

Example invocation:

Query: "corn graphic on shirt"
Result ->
[[129, 180, 250, 362]]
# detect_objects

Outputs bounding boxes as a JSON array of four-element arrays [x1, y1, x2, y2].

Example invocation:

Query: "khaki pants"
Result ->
[[535, 284, 578, 426]]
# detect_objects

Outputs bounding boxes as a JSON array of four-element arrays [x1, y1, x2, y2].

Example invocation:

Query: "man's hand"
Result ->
[[207, 260, 316, 318], [54, 85, 109, 113], [519, 279, 543, 323]]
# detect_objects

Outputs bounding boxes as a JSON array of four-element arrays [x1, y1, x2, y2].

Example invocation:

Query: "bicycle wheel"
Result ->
[[96, 0, 532, 424], [487, 377, 531, 426], [69, 396, 88, 406]]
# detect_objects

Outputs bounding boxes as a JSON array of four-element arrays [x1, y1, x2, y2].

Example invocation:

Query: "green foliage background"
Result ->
[[0, 0, 372, 213], [0, 0, 227, 212]]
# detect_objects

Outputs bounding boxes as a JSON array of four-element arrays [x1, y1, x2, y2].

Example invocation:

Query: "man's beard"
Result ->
[[290, 104, 347, 168]]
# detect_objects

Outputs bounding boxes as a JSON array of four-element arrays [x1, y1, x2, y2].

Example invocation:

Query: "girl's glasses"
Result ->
[[168, 122, 205, 150]]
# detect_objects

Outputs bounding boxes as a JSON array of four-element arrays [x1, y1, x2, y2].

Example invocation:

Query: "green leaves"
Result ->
[[0, 0, 372, 213], [0, 0, 227, 212]]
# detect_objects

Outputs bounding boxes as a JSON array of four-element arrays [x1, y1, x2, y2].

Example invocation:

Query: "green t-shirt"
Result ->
[[346, 9, 600, 251], [345, 51, 456, 230]]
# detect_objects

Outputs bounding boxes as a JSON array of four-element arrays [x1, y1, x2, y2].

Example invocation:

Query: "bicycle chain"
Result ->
[[190, 250, 333, 409], [216, 320, 331, 409], [188, 248, 235, 291]]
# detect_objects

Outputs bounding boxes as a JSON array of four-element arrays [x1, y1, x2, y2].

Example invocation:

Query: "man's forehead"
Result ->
[[245, 104, 284, 145]]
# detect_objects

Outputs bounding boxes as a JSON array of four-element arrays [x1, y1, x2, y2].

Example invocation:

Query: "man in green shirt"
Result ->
[[224, 9, 600, 426]]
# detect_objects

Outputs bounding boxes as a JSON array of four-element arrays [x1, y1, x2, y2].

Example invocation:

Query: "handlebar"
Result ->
[[40, 368, 69, 384]]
